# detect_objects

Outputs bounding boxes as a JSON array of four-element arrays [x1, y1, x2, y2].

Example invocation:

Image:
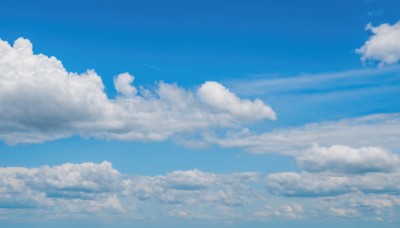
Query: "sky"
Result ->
[[0, 0, 400, 227]]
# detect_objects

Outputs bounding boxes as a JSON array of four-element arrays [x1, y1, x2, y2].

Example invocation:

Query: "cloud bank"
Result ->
[[357, 21, 400, 65], [0, 38, 275, 145], [1, 161, 400, 223]]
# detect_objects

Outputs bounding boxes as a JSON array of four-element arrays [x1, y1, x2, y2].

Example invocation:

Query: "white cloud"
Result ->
[[1, 161, 400, 222], [266, 145, 400, 197], [0, 161, 266, 221], [267, 170, 400, 197], [0, 38, 275, 145], [227, 65, 400, 96], [114, 73, 137, 97], [164, 169, 216, 190], [296, 145, 400, 173], [356, 21, 400, 65], [209, 113, 400, 154], [198, 81, 276, 121]]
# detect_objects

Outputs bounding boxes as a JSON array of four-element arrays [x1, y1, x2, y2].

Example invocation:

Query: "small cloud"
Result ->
[[356, 21, 400, 66]]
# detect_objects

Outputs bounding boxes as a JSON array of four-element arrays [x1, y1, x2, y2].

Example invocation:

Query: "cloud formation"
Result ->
[[210, 113, 400, 154], [0, 38, 275, 145], [266, 145, 400, 197], [0, 161, 264, 221], [296, 145, 400, 173], [356, 21, 400, 65], [1, 161, 400, 223]]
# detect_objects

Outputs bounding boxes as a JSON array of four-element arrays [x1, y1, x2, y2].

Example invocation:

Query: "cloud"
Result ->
[[356, 21, 400, 65], [198, 81, 276, 121], [114, 73, 137, 97], [255, 204, 303, 220], [296, 145, 400, 173], [267, 170, 400, 197], [209, 113, 400, 154], [227, 65, 400, 96], [0, 161, 266, 221], [266, 145, 400, 197], [1, 161, 400, 222], [0, 38, 275, 145]]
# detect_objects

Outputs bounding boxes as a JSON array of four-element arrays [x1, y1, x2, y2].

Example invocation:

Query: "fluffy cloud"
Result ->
[[266, 145, 400, 197], [198, 81, 276, 121], [0, 161, 265, 220], [296, 145, 400, 173], [356, 21, 400, 65], [0, 38, 275, 145], [1, 161, 400, 223], [209, 113, 400, 154]]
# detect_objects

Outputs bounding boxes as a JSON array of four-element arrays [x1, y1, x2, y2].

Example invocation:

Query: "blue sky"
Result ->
[[0, 0, 400, 227]]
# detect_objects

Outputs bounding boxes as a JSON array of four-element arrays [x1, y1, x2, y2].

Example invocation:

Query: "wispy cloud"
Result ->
[[206, 113, 400, 154], [227, 65, 400, 96]]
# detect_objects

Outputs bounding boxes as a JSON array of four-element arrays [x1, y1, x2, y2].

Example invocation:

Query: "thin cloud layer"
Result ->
[[210, 113, 400, 154], [0, 38, 276, 145], [357, 21, 400, 65]]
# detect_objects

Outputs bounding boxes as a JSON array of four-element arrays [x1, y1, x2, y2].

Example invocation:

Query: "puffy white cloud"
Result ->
[[0, 161, 268, 221], [164, 169, 216, 190], [266, 145, 400, 197], [0, 38, 275, 145], [114, 73, 137, 97], [198, 81, 276, 121], [296, 145, 400, 173], [356, 21, 400, 65], [209, 113, 400, 154], [1, 161, 400, 222]]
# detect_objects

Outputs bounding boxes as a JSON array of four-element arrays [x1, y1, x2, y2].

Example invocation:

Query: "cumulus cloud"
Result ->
[[266, 145, 400, 197], [198, 81, 276, 121], [1, 161, 400, 222], [209, 113, 400, 154], [0, 161, 266, 221], [296, 145, 400, 173], [0, 37, 275, 145], [356, 21, 400, 65]]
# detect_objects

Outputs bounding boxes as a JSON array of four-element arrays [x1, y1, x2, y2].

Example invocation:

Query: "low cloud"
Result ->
[[296, 145, 400, 173], [0, 38, 275, 145], [356, 21, 400, 65], [1, 161, 400, 222], [266, 145, 400, 197]]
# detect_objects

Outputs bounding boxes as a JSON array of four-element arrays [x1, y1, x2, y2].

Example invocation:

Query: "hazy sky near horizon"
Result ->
[[1, 0, 400, 227]]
